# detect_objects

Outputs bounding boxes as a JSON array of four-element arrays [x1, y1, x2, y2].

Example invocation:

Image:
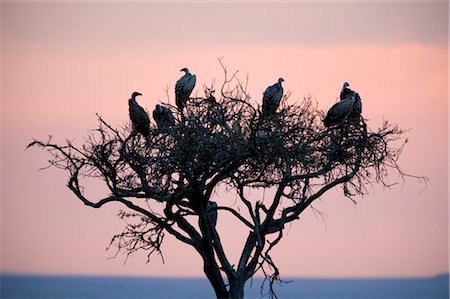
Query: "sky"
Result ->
[[1, 2, 448, 278]]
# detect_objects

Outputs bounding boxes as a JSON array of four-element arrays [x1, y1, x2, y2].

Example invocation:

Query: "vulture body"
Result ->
[[128, 92, 151, 137], [175, 68, 196, 110], [262, 78, 284, 117], [153, 104, 175, 129], [324, 91, 362, 127]]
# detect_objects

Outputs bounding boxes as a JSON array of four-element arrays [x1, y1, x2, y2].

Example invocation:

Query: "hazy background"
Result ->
[[1, 2, 448, 278]]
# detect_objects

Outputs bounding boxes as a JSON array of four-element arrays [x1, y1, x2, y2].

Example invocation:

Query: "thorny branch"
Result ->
[[28, 64, 425, 298]]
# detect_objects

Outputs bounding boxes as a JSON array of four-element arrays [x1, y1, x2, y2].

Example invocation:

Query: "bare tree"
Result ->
[[28, 64, 419, 299]]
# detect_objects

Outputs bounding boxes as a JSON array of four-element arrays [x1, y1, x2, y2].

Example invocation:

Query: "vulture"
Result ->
[[206, 201, 218, 227], [262, 78, 284, 117], [128, 91, 151, 137], [175, 68, 196, 110], [153, 104, 175, 129], [324, 86, 362, 127]]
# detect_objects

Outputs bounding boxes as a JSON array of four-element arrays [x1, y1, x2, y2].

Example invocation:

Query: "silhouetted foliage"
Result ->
[[28, 63, 418, 299]]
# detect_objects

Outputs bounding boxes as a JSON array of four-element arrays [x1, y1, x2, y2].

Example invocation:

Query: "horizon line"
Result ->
[[1, 272, 448, 281]]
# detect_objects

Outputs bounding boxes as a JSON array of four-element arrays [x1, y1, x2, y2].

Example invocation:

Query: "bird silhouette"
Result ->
[[153, 104, 175, 130], [324, 84, 362, 127], [128, 92, 150, 137], [262, 78, 284, 117], [175, 68, 196, 110]]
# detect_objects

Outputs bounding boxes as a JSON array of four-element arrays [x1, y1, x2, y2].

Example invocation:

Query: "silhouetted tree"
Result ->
[[28, 63, 418, 299]]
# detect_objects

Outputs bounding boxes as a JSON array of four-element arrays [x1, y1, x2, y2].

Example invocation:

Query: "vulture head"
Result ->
[[180, 67, 190, 74], [131, 91, 142, 100], [342, 82, 349, 91], [278, 78, 285, 85]]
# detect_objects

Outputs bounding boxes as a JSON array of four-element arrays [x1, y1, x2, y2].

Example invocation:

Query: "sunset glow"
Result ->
[[1, 2, 448, 278]]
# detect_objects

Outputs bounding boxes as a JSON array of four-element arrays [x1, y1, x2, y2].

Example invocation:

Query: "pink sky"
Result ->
[[1, 2, 448, 278]]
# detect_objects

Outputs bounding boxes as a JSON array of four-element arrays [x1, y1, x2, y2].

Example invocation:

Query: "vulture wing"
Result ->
[[324, 97, 356, 127], [354, 93, 362, 114], [152, 108, 161, 125], [129, 99, 150, 137], [175, 74, 196, 109], [262, 83, 283, 117], [164, 108, 175, 127], [184, 74, 196, 94], [340, 88, 355, 101], [175, 76, 186, 109]]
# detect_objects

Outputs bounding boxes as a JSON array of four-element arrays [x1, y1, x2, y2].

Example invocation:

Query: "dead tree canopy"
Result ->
[[28, 65, 415, 299]]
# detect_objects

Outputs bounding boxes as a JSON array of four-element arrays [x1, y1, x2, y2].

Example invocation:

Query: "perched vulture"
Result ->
[[324, 88, 362, 127], [206, 201, 218, 227], [175, 68, 196, 110], [128, 91, 150, 137], [153, 104, 175, 129], [262, 78, 284, 117]]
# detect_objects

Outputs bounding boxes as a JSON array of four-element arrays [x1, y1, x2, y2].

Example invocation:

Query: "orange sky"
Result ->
[[1, 2, 448, 278]]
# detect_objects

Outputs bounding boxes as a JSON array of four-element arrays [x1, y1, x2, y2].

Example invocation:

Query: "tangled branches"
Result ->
[[28, 68, 414, 299]]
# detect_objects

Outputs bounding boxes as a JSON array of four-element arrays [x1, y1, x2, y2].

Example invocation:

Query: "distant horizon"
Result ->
[[2, 272, 449, 280]]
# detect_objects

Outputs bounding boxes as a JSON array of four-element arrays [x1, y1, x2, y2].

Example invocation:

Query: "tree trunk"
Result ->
[[202, 260, 228, 298], [203, 258, 246, 299], [228, 278, 245, 299]]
